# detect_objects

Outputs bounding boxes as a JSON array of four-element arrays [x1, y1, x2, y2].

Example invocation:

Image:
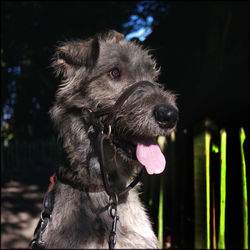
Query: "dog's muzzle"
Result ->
[[82, 80, 178, 134], [93, 81, 157, 128]]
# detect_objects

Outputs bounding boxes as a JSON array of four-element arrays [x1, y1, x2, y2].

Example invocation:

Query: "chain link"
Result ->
[[108, 193, 119, 249]]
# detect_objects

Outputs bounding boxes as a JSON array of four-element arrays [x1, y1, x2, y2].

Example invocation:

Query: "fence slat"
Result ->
[[205, 132, 211, 249], [157, 135, 167, 248], [194, 129, 211, 249], [158, 176, 164, 248], [218, 129, 227, 249], [240, 128, 248, 249]]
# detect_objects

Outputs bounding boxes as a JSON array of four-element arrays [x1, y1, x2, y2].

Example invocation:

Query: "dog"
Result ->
[[30, 30, 178, 249]]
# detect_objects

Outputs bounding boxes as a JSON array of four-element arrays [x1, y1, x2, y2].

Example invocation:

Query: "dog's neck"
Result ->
[[55, 120, 140, 197]]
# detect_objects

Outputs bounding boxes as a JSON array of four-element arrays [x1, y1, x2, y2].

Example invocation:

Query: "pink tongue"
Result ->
[[136, 139, 166, 175]]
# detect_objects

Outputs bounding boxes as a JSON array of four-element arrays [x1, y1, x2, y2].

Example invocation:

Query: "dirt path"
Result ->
[[1, 180, 46, 249]]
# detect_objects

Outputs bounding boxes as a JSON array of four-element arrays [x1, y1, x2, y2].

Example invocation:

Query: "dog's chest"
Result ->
[[43, 184, 159, 248]]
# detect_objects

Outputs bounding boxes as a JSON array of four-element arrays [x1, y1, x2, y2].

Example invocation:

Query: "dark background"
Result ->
[[1, 1, 248, 140], [1, 1, 249, 249]]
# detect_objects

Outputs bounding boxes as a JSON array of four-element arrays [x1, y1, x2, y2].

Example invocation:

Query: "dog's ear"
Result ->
[[106, 30, 125, 42], [52, 37, 99, 79], [99, 30, 125, 43]]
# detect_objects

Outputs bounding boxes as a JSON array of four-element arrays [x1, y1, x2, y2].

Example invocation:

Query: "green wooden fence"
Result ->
[[148, 124, 248, 249], [193, 126, 248, 249]]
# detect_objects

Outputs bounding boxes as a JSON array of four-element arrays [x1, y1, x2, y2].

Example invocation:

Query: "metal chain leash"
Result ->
[[107, 194, 119, 249], [29, 189, 54, 249]]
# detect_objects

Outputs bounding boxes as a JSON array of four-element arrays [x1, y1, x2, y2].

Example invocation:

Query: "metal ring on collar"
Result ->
[[102, 125, 112, 139]]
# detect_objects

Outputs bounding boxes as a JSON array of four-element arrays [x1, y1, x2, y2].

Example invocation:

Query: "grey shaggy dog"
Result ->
[[41, 30, 178, 249]]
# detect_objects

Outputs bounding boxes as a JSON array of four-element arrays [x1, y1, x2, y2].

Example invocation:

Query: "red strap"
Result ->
[[50, 174, 56, 184]]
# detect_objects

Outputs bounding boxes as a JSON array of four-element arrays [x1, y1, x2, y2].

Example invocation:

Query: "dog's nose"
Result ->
[[153, 105, 178, 129]]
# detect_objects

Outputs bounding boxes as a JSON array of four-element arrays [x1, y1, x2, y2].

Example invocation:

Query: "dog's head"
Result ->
[[50, 30, 178, 177]]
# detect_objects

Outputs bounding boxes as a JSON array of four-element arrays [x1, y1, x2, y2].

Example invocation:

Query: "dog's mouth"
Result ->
[[111, 135, 166, 175]]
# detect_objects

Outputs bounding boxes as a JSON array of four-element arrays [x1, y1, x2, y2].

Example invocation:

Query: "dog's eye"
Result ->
[[109, 68, 121, 79]]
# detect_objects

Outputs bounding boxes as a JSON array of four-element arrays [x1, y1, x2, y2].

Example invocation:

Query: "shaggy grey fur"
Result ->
[[41, 30, 178, 249]]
